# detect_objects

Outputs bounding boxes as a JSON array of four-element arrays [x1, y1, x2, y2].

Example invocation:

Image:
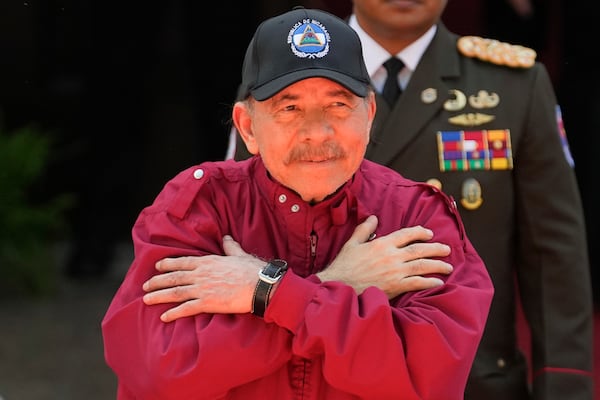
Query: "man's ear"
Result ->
[[232, 102, 259, 155], [366, 92, 377, 133]]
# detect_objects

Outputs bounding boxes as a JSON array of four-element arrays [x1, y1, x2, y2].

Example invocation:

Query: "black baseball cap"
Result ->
[[238, 7, 371, 101]]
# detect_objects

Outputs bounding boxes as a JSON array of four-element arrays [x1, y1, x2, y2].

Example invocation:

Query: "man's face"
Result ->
[[235, 77, 376, 203], [353, 0, 447, 41]]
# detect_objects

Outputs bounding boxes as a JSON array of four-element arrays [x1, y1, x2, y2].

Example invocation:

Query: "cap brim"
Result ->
[[250, 69, 369, 101]]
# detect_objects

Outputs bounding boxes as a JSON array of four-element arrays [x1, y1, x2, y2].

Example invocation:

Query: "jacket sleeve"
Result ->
[[513, 63, 594, 398], [101, 172, 300, 399], [266, 188, 495, 399]]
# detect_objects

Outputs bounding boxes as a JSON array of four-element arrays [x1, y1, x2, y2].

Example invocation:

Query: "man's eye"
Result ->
[[328, 102, 351, 110], [333, 102, 347, 108]]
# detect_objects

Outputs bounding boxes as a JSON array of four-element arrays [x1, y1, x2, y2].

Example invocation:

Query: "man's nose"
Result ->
[[298, 112, 333, 141]]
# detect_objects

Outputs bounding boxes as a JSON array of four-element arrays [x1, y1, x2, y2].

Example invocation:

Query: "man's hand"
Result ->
[[317, 215, 452, 299], [143, 215, 452, 322], [142, 236, 263, 322]]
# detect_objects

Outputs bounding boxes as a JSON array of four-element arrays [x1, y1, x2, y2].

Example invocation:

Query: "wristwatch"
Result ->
[[252, 259, 288, 318]]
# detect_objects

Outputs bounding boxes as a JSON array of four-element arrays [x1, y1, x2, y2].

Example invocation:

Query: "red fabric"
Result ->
[[102, 157, 493, 399]]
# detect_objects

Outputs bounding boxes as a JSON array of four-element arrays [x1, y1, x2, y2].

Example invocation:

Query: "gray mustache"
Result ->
[[285, 142, 346, 163]]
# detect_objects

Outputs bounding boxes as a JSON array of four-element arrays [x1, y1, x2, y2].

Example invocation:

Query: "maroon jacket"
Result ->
[[102, 156, 493, 399]]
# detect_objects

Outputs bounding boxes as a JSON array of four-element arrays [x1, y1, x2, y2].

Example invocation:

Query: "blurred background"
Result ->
[[0, 1, 598, 399]]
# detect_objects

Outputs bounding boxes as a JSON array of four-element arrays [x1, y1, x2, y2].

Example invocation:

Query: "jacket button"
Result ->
[[193, 169, 204, 179]]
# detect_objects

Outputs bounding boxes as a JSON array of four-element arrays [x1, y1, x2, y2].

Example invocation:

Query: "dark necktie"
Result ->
[[382, 57, 404, 105]]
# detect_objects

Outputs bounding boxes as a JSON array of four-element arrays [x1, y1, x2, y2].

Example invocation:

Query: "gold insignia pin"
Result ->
[[469, 90, 500, 109], [460, 178, 483, 210], [443, 89, 467, 111], [448, 113, 495, 127]]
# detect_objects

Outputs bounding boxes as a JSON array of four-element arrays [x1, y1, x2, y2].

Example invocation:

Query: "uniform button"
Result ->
[[193, 169, 204, 179], [278, 194, 287, 203], [497, 358, 506, 368], [291, 204, 300, 212]]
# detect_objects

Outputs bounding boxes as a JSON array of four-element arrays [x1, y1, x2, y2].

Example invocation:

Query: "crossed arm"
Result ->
[[142, 215, 453, 322]]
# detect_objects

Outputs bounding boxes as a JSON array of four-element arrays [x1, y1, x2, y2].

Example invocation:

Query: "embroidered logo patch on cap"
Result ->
[[238, 7, 371, 101], [289, 19, 330, 59]]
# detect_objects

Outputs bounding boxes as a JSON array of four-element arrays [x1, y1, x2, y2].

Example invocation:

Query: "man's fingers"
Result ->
[[159, 299, 204, 323], [155, 256, 199, 273], [143, 270, 192, 292], [222, 235, 248, 257], [347, 215, 379, 245], [405, 258, 453, 276], [152, 235, 249, 276], [143, 286, 194, 305], [386, 225, 434, 248], [395, 276, 445, 292], [400, 242, 451, 262]]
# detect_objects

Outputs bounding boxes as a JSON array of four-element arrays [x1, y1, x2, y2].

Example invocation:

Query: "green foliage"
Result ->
[[0, 125, 74, 296]]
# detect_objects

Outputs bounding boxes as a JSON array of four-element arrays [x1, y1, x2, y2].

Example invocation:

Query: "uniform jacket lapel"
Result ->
[[366, 24, 461, 166]]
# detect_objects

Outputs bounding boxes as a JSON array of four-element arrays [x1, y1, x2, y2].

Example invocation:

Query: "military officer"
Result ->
[[349, 1, 594, 399]]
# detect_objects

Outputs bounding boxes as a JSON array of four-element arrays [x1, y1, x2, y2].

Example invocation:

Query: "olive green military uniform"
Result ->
[[233, 22, 594, 400], [365, 24, 593, 400]]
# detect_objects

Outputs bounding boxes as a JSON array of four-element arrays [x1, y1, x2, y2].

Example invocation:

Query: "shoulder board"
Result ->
[[457, 35, 536, 68]]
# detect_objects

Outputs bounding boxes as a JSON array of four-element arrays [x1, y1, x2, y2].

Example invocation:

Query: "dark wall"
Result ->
[[0, 0, 318, 277]]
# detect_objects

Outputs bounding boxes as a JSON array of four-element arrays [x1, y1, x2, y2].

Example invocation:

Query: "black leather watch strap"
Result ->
[[252, 259, 288, 318]]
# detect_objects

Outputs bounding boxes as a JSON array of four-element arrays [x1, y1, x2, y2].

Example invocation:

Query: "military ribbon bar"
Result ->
[[437, 129, 513, 172]]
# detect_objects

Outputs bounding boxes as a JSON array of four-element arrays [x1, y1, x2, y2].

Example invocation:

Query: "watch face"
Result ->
[[259, 259, 288, 284]]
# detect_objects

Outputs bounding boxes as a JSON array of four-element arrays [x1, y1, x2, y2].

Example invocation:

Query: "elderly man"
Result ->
[[102, 7, 493, 399]]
